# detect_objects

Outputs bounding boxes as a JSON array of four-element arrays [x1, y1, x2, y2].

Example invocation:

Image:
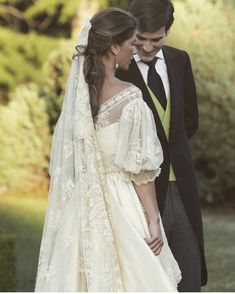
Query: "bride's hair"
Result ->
[[83, 8, 137, 118]]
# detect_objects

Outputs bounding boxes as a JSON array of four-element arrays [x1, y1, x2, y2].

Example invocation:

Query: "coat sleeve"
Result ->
[[183, 51, 199, 139]]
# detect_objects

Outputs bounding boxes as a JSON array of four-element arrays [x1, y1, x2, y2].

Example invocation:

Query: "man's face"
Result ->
[[134, 26, 167, 62]]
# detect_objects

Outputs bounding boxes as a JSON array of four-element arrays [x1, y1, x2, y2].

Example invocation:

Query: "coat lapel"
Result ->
[[129, 59, 168, 144], [162, 46, 180, 145]]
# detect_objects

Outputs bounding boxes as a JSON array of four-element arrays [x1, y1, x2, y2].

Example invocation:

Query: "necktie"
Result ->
[[144, 57, 167, 110]]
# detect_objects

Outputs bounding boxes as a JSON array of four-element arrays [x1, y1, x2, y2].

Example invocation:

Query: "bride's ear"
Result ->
[[110, 44, 120, 56]]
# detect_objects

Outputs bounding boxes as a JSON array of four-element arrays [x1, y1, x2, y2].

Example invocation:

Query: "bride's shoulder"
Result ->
[[99, 81, 142, 106], [117, 81, 141, 95], [115, 82, 143, 103]]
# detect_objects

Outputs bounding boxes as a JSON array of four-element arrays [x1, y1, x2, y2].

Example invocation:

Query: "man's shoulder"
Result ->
[[163, 45, 191, 61]]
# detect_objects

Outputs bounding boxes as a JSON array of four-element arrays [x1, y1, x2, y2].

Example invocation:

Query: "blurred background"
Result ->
[[0, 0, 234, 291]]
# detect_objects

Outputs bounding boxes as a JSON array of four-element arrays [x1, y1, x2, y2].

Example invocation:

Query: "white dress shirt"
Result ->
[[133, 49, 170, 99]]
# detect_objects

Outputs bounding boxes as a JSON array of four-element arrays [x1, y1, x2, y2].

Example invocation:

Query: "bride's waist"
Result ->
[[100, 155, 130, 179]]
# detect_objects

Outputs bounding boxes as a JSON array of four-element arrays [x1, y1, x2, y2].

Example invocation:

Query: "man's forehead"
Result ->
[[136, 27, 166, 39]]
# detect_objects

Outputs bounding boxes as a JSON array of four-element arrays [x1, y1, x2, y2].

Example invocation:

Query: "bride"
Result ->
[[35, 7, 181, 292]]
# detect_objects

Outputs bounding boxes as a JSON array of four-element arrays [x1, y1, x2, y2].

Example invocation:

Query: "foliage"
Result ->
[[0, 0, 134, 38], [0, 84, 51, 192], [0, 194, 47, 291], [108, 0, 132, 10], [167, 0, 235, 203], [0, 0, 80, 36], [0, 28, 61, 103], [0, 234, 17, 291], [202, 209, 235, 291], [0, 0, 107, 36], [41, 41, 73, 131]]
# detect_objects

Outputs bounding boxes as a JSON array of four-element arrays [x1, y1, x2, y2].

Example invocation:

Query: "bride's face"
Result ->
[[117, 33, 136, 70]]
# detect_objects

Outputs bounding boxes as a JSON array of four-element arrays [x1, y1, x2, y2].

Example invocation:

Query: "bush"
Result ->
[[0, 28, 61, 103], [167, 0, 235, 203], [108, 0, 132, 10], [41, 41, 73, 131], [0, 84, 51, 192], [0, 234, 17, 291]]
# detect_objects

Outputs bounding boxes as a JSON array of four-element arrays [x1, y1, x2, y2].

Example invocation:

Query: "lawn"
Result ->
[[0, 193, 47, 291], [0, 193, 234, 291], [202, 208, 235, 292]]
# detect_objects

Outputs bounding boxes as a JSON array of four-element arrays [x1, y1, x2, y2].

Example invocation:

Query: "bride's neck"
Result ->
[[102, 56, 116, 81]]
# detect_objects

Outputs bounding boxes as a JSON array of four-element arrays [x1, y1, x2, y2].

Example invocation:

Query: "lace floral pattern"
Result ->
[[95, 85, 163, 185], [95, 85, 137, 130], [114, 91, 163, 185]]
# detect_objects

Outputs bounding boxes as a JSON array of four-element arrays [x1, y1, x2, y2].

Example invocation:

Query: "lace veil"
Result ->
[[35, 20, 123, 292]]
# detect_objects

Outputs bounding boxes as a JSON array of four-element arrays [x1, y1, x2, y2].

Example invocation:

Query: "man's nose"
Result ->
[[143, 41, 153, 52]]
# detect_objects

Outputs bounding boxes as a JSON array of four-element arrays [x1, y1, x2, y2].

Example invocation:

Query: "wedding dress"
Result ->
[[94, 84, 181, 291]]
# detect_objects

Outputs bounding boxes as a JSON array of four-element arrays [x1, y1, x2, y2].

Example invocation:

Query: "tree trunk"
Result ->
[[71, 0, 101, 40]]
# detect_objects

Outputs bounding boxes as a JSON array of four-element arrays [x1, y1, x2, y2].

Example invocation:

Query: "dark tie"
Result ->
[[144, 57, 167, 110]]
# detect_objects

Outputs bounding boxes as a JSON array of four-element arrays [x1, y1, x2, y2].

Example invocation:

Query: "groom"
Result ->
[[117, 0, 207, 291]]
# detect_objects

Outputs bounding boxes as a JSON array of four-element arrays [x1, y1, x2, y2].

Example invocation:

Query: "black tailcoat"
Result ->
[[116, 45, 207, 285]]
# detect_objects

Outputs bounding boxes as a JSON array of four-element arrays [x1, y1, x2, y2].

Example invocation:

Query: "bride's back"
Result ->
[[98, 80, 133, 105], [95, 84, 141, 131]]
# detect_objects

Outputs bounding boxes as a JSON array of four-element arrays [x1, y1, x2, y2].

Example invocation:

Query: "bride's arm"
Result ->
[[133, 181, 164, 255]]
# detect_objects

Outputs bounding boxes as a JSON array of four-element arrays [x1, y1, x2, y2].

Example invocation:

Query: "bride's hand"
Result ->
[[145, 220, 164, 255]]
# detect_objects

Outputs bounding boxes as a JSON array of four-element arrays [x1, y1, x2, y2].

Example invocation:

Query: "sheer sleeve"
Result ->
[[115, 91, 163, 185]]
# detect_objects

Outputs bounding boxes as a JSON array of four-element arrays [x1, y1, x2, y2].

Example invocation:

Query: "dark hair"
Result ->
[[129, 0, 174, 33], [78, 8, 137, 118]]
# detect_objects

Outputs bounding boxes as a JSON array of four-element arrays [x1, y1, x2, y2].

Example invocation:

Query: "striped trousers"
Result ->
[[162, 182, 201, 292]]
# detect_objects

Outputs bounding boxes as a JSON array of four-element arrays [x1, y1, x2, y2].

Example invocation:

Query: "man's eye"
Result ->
[[137, 35, 145, 41], [153, 37, 163, 42]]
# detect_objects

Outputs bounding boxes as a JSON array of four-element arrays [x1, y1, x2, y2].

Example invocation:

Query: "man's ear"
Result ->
[[166, 28, 171, 36], [110, 44, 120, 55]]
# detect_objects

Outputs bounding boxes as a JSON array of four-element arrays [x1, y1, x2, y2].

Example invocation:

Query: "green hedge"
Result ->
[[0, 84, 51, 191], [0, 234, 17, 292], [167, 0, 235, 203], [0, 28, 61, 103], [41, 41, 73, 132]]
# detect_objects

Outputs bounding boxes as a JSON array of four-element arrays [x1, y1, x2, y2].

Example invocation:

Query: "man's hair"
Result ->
[[129, 0, 174, 33]]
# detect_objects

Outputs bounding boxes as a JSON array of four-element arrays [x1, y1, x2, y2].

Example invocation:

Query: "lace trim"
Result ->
[[99, 85, 136, 113], [95, 85, 140, 131]]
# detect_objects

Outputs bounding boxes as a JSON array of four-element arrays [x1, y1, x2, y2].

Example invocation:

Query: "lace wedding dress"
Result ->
[[94, 84, 181, 291], [35, 82, 181, 292]]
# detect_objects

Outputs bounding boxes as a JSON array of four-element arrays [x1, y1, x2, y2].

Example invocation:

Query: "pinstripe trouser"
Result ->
[[162, 182, 201, 292]]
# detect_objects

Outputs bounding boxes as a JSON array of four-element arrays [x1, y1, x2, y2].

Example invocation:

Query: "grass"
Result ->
[[0, 193, 234, 291], [202, 208, 235, 292], [0, 193, 47, 291]]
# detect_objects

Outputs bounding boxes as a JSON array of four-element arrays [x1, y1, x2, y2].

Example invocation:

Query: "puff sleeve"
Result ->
[[115, 93, 163, 185]]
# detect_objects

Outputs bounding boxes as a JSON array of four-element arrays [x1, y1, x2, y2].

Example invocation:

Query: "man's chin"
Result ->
[[123, 61, 132, 71], [139, 54, 155, 62]]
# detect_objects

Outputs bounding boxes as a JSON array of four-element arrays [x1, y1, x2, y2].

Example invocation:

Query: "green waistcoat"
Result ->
[[147, 86, 176, 181]]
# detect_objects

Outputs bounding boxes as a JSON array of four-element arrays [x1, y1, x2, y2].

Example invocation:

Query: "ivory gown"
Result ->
[[94, 84, 181, 291]]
